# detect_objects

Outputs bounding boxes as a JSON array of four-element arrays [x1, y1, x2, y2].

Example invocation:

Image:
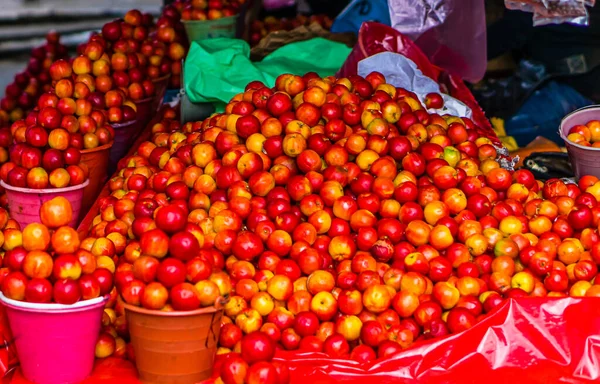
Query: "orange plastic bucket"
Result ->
[[124, 303, 223, 384], [80, 142, 113, 218]]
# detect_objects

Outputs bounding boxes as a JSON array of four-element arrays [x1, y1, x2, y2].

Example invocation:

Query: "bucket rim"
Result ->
[[559, 105, 600, 151], [0, 179, 90, 194], [0, 292, 107, 313], [123, 302, 222, 317], [110, 119, 137, 129], [80, 141, 114, 154], [181, 15, 238, 24], [151, 74, 170, 84], [135, 97, 153, 105]]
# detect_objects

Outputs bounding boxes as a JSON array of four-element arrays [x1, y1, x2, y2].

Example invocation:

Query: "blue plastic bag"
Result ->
[[331, 0, 391, 34], [505, 81, 592, 146]]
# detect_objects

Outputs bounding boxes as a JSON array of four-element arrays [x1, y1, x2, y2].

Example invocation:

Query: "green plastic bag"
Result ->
[[184, 37, 352, 106]]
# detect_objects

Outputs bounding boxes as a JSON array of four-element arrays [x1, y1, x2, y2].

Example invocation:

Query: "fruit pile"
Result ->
[[1, 32, 69, 124], [249, 15, 333, 46], [51, 54, 137, 125], [0, 94, 92, 190], [0, 45, 148, 190], [146, 6, 187, 89], [566, 119, 600, 147], [68, 71, 600, 384], [1, 197, 114, 304], [180, 0, 245, 21], [84, 13, 158, 104], [93, 10, 174, 95]]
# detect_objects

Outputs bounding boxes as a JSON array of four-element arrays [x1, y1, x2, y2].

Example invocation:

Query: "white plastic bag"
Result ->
[[357, 52, 473, 119]]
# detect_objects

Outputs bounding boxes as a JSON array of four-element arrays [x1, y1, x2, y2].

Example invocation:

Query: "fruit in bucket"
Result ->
[[566, 120, 600, 147], [1, 114, 89, 189], [180, 0, 243, 21], [1, 200, 113, 304]]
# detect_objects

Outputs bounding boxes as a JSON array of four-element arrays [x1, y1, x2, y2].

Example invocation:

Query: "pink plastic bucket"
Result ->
[[1, 179, 89, 229], [110, 119, 138, 167], [0, 294, 105, 384], [559, 105, 600, 179]]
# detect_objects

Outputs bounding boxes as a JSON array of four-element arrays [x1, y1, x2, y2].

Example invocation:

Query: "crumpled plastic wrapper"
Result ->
[[357, 51, 473, 119], [387, 0, 487, 83], [250, 22, 356, 62], [505, 0, 593, 26]]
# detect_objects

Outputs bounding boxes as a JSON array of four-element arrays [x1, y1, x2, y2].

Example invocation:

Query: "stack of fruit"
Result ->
[[1, 197, 114, 304], [143, 6, 187, 90], [58, 48, 142, 126], [1, 32, 69, 124], [65, 71, 600, 384], [46, 51, 138, 126], [179, 0, 245, 21], [99, 7, 187, 91], [0, 90, 92, 191], [88, 10, 160, 103], [249, 14, 334, 46]]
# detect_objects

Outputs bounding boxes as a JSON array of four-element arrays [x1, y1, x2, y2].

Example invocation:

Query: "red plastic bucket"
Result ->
[[135, 97, 154, 131], [152, 74, 170, 111], [80, 142, 113, 218], [559, 105, 600, 179], [109, 120, 137, 168], [0, 293, 106, 384], [1, 180, 88, 229]]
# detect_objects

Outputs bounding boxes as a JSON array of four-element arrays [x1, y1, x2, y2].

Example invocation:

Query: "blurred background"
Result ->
[[0, 0, 162, 93]]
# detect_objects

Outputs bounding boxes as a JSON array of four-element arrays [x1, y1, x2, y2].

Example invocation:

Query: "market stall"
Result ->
[[1, 1, 600, 383]]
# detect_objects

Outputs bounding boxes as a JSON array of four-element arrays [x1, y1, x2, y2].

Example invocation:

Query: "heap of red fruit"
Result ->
[[179, 0, 244, 21], [0, 81, 99, 189], [0, 197, 114, 304], [249, 15, 333, 46], [89, 9, 170, 99], [566, 119, 600, 147], [70, 36, 148, 115], [75, 72, 600, 382], [1, 32, 69, 124], [99, 8, 187, 89]]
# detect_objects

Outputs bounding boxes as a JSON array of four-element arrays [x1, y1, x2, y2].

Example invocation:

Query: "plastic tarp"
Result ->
[[184, 38, 352, 106]]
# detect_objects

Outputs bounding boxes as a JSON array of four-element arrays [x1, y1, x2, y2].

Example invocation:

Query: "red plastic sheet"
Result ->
[[232, 298, 600, 384], [337, 22, 500, 147]]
